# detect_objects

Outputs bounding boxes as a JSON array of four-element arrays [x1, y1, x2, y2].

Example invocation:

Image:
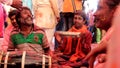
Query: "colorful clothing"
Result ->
[[8, 25, 49, 54], [59, 25, 92, 61], [2, 25, 15, 51], [32, 0, 60, 51], [0, 3, 6, 38]]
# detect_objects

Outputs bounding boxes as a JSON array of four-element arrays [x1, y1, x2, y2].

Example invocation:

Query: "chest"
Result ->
[[11, 33, 44, 46]]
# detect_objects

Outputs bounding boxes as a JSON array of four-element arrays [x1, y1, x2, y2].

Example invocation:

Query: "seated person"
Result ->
[[1, 7, 57, 67], [2, 10, 19, 51], [8, 6, 50, 54], [68, 0, 118, 68], [55, 10, 92, 64]]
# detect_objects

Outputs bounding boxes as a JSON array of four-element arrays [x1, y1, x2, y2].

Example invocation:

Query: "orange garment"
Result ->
[[63, 0, 82, 12], [62, 25, 92, 62]]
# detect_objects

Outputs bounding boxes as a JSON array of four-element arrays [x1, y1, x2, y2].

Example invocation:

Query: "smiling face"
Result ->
[[19, 9, 33, 26], [10, 15, 18, 27], [93, 0, 114, 30], [74, 14, 85, 29]]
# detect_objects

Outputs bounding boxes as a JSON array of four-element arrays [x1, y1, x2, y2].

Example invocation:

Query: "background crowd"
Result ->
[[0, 0, 120, 68]]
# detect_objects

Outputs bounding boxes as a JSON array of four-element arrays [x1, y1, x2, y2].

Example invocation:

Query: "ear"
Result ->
[[111, 6, 118, 15], [83, 20, 86, 24]]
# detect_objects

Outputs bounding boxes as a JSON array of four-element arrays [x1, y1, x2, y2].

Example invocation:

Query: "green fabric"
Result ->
[[11, 33, 44, 46], [96, 28, 101, 43]]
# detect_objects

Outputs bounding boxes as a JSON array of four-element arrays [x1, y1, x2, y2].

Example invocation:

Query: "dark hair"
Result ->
[[106, 0, 120, 9], [8, 10, 19, 19], [16, 7, 32, 27], [74, 10, 87, 21], [74, 10, 88, 25]]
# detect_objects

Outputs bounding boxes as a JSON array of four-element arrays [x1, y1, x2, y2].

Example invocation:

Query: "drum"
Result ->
[[0, 51, 51, 68]]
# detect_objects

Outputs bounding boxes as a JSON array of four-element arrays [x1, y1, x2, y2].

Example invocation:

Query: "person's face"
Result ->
[[10, 15, 18, 27], [74, 14, 85, 29], [11, 0, 22, 9], [19, 9, 33, 26], [94, 0, 114, 30]]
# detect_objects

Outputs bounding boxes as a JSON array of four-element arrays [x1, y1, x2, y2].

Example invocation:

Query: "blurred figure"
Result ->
[[106, 4, 120, 68], [1, 0, 22, 26], [62, 0, 82, 31], [1, 10, 19, 51], [68, 0, 119, 68], [32, 0, 60, 51], [0, 0, 6, 38]]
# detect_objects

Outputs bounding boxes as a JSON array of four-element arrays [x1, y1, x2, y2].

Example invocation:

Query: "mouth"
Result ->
[[26, 17, 33, 21]]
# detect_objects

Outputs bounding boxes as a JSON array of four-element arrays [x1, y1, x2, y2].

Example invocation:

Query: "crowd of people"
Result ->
[[0, 0, 120, 68]]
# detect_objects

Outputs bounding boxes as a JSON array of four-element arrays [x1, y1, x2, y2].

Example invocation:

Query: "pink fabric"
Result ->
[[2, 25, 14, 51], [0, 3, 6, 37]]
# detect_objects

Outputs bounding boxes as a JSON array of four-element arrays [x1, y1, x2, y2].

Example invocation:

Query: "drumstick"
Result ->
[[48, 56, 51, 68], [0, 51, 3, 67], [42, 55, 52, 68], [42, 55, 45, 68], [4, 52, 10, 68], [21, 51, 26, 68]]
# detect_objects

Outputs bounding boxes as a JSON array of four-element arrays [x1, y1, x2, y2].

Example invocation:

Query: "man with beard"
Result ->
[[68, 0, 120, 68], [6, 7, 54, 68]]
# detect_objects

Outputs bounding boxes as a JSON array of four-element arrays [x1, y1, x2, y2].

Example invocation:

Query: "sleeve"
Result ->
[[81, 31, 92, 54], [7, 34, 15, 50], [42, 32, 49, 49], [50, 0, 60, 17]]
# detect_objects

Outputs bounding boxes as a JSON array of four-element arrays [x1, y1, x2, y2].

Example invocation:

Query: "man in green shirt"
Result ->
[[8, 7, 50, 55]]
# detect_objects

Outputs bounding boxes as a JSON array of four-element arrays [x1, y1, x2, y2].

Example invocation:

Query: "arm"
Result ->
[[81, 31, 92, 54], [83, 40, 107, 61], [54, 32, 62, 44], [42, 31, 53, 56]]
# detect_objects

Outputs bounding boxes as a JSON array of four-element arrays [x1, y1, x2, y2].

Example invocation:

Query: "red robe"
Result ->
[[60, 25, 92, 62]]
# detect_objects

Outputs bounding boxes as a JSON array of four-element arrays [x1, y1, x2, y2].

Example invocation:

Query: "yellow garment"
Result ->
[[63, 0, 82, 12]]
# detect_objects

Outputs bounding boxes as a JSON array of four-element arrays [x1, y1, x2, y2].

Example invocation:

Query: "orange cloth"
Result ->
[[63, 0, 82, 12], [62, 25, 92, 62]]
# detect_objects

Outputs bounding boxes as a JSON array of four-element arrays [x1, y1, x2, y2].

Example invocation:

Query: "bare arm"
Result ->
[[83, 40, 107, 61]]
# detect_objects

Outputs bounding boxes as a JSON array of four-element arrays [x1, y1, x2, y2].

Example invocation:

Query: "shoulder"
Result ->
[[33, 25, 45, 34], [10, 28, 19, 36]]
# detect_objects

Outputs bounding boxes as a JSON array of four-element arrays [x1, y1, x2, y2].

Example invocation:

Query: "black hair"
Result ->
[[8, 10, 19, 19], [106, 0, 120, 9], [74, 10, 88, 25]]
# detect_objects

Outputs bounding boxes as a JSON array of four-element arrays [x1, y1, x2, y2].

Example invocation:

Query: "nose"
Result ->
[[93, 10, 98, 17]]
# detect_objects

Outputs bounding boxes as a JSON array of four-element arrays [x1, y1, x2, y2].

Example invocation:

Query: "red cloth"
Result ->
[[60, 25, 92, 62]]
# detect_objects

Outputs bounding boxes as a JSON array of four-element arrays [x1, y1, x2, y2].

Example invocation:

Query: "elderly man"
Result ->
[[8, 7, 50, 55], [68, 0, 120, 68]]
